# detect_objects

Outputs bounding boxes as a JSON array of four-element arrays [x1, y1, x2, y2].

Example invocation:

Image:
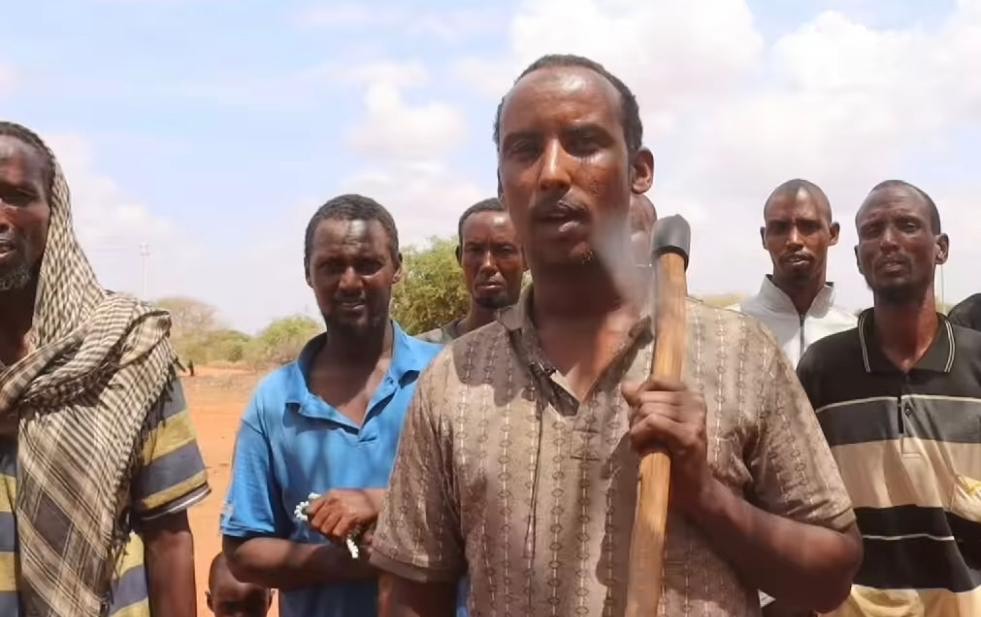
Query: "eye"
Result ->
[[319, 259, 346, 275], [566, 133, 601, 157], [355, 259, 383, 275], [509, 139, 540, 161], [0, 186, 36, 208], [899, 219, 920, 233], [799, 220, 821, 235], [858, 223, 882, 240]]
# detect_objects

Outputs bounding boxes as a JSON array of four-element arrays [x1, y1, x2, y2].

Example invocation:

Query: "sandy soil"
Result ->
[[179, 366, 281, 617]]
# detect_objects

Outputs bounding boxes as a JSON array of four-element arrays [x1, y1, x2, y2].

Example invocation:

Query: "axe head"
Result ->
[[650, 214, 691, 270]]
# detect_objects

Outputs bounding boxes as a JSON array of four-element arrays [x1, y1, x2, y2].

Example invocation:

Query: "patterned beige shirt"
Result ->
[[372, 292, 855, 617]]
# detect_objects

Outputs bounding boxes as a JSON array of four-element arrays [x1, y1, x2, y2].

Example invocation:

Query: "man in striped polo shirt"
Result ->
[[798, 180, 981, 616]]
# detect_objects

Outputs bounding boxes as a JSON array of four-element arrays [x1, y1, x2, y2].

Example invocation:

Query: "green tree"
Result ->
[[246, 315, 323, 366], [392, 237, 469, 335], [184, 329, 252, 364]]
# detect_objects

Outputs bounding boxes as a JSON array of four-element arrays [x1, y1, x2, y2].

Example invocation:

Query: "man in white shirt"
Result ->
[[736, 179, 856, 366]]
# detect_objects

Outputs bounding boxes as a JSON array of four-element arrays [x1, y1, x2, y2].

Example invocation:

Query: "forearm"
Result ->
[[688, 477, 861, 612], [143, 512, 196, 617], [378, 573, 456, 617], [223, 536, 376, 591]]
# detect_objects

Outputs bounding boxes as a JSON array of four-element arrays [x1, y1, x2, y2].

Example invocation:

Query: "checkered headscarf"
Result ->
[[0, 122, 178, 616]]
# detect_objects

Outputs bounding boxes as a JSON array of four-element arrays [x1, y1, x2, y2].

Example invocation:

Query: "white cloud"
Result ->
[[331, 60, 430, 89], [297, 4, 502, 43], [671, 3, 981, 308], [452, 57, 515, 100], [44, 134, 200, 297], [453, 0, 981, 311], [347, 81, 468, 161], [462, 0, 763, 131], [341, 162, 488, 244]]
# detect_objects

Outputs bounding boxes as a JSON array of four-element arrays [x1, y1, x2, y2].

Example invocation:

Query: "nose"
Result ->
[[338, 265, 361, 291], [479, 249, 496, 273], [537, 139, 572, 194], [786, 226, 803, 248], [880, 224, 900, 250]]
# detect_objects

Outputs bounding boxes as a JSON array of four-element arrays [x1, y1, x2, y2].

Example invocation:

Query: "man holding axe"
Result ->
[[370, 54, 862, 617]]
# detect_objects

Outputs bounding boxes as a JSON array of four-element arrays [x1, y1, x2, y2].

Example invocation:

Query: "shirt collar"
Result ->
[[756, 275, 837, 317], [497, 284, 653, 376], [285, 321, 427, 405], [857, 308, 957, 374]]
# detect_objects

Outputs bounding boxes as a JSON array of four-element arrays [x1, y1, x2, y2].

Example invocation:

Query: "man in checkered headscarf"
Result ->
[[0, 121, 209, 617]]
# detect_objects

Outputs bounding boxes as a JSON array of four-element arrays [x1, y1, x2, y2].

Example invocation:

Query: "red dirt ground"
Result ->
[[179, 366, 281, 617]]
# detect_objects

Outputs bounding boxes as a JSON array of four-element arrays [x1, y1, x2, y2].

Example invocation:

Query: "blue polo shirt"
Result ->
[[221, 323, 441, 617]]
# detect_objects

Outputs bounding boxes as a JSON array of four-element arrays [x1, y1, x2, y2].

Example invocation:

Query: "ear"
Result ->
[[520, 247, 529, 272], [936, 233, 950, 266], [304, 263, 312, 288], [455, 245, 462, 265], [630, 147, 654, 194], [759, 226, 766, 250], [205, 591, 213, 611], [392, 252, 404, 285], [854, 245, 864, 275], [829, 221, 841, 247]]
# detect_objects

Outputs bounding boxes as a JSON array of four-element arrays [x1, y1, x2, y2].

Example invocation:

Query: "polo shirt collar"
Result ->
[[284, 320, 427, 409], [857, 308, 956, 374]]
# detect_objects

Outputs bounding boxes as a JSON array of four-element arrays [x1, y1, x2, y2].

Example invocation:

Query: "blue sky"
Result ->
[[2, 0, 978, 331]]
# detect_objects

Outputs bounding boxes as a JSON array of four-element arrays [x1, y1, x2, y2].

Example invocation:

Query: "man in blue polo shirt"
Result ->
[[221, 194, 441, 617]]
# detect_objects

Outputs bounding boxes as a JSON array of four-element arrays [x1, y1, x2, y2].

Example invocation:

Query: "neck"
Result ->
[[0, 281, 37, 365], [460, 302, 498, 336], [321, 319, 393, 367], [771, 272, 826, 316], [873, 285, 939, 369], [532, 261, 636, 325]]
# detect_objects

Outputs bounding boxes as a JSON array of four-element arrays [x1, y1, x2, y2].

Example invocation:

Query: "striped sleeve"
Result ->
[[132, 381, 210, 521]]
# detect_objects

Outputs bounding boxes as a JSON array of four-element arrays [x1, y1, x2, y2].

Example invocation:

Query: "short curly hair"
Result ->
[[303, 194, 400, 274], [492, 54, 643, 157]]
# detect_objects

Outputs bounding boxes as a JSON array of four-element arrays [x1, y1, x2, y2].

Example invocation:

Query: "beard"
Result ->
[[475, 293, 512, 310], [0, 262, 32, 292], [875, 283, 922, 306], [867, 272, 928, 306]]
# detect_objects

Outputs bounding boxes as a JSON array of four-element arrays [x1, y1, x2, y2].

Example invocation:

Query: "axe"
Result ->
[[625, 214, 691, 617]]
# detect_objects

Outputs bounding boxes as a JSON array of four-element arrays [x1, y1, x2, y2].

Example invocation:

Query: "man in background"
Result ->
[[207, 554, 272, 617], [419, 197, 525, 343], [798, 180, 981, 616], [948, 293, 981, 331], [736, 178, 855, 365], [221, 195, 441, 617]]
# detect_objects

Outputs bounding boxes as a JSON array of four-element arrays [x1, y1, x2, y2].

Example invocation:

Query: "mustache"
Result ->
[[0, 232, 24, 252], [876, 255, 911, 267], [531, 196, 589, 218]]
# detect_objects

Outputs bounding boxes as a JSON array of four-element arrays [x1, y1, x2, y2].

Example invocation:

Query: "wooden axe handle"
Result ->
[[625, 250, 688, 617]]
